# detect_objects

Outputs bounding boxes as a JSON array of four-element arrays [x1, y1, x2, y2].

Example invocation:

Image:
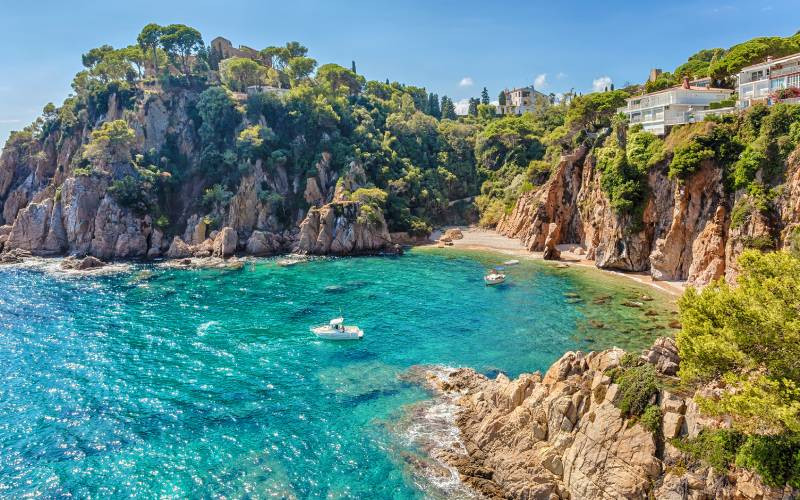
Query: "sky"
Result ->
[[1, 0, 798, 145]]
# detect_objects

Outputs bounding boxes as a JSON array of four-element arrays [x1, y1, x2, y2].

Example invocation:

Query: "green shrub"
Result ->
[[640, 405, 663, 435], [672, 429, 746, 471], [669, 140, 715, 180], [678, 250, 800, 434], [615, 363, 659, 417], [596, 132, 647, 215], [736, 434, 800, 488]]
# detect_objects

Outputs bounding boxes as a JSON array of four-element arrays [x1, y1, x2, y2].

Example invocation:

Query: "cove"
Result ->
[[0, 249, 677, 498]]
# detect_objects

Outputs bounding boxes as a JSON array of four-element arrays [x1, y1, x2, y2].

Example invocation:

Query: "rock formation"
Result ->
[[497, 133, 800, 286], [295, 201, 399, 255], [416, 338, 796, 499]]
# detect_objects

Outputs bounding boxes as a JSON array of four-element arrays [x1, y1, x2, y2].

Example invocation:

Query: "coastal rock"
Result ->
[[61, 255, 106, 271], [296, 201, 396, 255], [212, 227, 238, 258], [166, 236, 192, 259], [4, 198, 54, 254], [90, 197, 151, 260], [641, 336, 680, 376], [245, 230, 281, 256], [414, 339, 790, 499], [443, 228, 463, 240], [543, 223, 561, 260]]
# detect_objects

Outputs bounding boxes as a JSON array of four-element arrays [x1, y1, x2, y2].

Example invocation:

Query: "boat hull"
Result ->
[[310, 325, 364, 340]]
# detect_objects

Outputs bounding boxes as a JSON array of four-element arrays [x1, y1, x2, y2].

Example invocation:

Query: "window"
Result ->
[[788, 74, 800, 88]]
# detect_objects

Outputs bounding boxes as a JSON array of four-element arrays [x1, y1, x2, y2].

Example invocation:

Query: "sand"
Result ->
[[428, 227, 687, 297]]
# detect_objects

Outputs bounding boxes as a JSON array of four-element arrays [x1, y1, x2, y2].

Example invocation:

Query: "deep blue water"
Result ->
[[0, 249, 676, 498]]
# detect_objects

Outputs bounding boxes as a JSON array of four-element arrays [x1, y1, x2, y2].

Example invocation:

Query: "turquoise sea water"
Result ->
[[0, 249, 677, 498]]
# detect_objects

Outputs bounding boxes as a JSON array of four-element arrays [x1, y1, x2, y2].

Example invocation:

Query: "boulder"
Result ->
[[443, 228, 463, 240], [245, 230, 280, 256], [166, 236, 191, 259], [543, 223, 561, 261], [641, 337, 680, 376], [61, 255, 106, 271], [212, 227, 238, 258]]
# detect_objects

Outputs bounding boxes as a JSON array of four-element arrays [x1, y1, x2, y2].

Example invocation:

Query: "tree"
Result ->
[[83, 119, 136, 169], [119, 45, 147, 79], [428, 93, 441, 119], [159, 24, 203, 75], [285, 41, 308, 58], [316, 63, 364, 95], [477, 103, 495, 121], [220, 57, 266, 91], [260, 46, 290, 70], [351, 60, 357, 73], [196, 87, 242, 147], [498, 91, 506, 106], [481, 87, 490, 105], [286, 56, 317, 86], [468, 97, 480, 117], [137, 23, 162, 74], [441, 96, 456, 120], [678, 250, 800, 434]]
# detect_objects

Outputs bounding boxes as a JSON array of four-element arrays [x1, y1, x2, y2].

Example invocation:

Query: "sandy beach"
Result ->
[[430, 227, 687, 297]]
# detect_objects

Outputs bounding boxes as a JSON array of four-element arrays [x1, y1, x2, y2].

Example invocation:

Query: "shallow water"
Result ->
[[0, 249, 677, 498]]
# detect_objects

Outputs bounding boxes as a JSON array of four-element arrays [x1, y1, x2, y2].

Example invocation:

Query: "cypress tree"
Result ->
[[481, 87, 490, 105], [351, 60, 357, 73], [428, 92, 441, 118], [440, 96, 456, 120]]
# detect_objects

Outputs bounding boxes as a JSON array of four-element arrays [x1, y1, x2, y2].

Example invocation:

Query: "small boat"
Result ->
[[503, 259, 520, 266], [484, 271, 506, 285], [311, 317, 364, 340]]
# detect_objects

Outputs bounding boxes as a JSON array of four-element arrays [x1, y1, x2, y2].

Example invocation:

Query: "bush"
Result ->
[[615, 363, 659, 417], [669, 139, 714, 180], [672, 429, 746, 471], [678, 250, 800, 434], [108, 175, 149, 213], [736, 434, 800, 488], [640, 405, 663, 435]]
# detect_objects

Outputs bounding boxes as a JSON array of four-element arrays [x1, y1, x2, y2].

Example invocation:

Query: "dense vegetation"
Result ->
[[6, 23, 607, 234], [677, 250, 800, 487], [646, 31, 800, 91]]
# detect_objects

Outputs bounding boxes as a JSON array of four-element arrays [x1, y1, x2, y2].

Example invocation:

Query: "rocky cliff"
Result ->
[[0, 86, 407, 261], [417, 339, 795, 499], [497, 123, 800, 287]]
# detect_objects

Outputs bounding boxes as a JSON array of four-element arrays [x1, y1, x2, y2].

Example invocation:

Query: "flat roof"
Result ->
[[740, 51, 800, 72], [626, 85, 733, 102]]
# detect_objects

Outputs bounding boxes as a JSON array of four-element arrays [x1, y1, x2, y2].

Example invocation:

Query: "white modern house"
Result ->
[[498, 85, 548, 115], [618, 78, 734, 135], [737, 52, 800, 108]]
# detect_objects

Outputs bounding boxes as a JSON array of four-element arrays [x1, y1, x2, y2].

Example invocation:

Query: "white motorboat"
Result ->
[[311, 317, 364, 340], [484, 271, 506, 285], [503, 259, 520, 266]]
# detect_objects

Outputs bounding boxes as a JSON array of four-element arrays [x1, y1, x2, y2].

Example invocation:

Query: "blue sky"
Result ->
[[1, 0, 798, 145]]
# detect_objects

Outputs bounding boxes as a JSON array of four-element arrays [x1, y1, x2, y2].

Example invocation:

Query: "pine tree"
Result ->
[[385, 78, 390, 85], [351, 60, 357, 73], [468, 97, 479, 116], [440, 96, 456, 120], [481, 87, 490, 105], [428, 92, 441, 119]]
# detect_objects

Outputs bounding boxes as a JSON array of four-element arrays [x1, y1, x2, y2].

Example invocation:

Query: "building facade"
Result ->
[[738, 52, 800, 108], [619, 78, 733, 135], [497, 85, 548, 115]]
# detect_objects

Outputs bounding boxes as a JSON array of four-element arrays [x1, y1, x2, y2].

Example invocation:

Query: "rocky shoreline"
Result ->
[[409, 339, 797, 499]]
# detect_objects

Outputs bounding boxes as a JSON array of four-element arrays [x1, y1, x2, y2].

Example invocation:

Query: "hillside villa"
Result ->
[[497, 85, 548, 115], [738, 52, 800, 108], [618, 77, 733, 135]]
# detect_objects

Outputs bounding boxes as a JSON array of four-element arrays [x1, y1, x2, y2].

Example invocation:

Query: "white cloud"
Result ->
[[556, 72, 567, 80], [490, 100, 499, 106], [534, 73, 548, 89], [454, 98, 470, 115], [459, 77, 474, 87], [592, 76, 613, 92]]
